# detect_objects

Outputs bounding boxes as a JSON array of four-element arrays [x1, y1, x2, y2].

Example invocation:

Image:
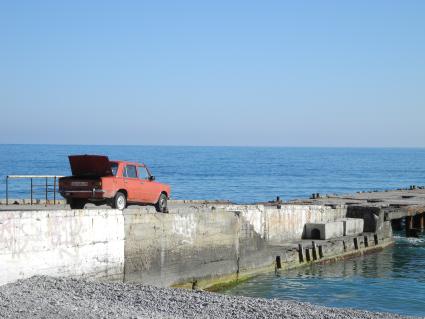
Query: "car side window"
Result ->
[[138, 166, 149, 180], [110, 163, 118, 176], [124, 165, 137, 178]]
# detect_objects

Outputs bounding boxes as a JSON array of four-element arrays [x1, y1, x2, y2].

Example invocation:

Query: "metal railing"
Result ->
[[5, 175, 64, 205]]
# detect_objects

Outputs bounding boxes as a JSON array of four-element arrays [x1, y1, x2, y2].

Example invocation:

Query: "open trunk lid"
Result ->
[[69, 155, 113, 177]]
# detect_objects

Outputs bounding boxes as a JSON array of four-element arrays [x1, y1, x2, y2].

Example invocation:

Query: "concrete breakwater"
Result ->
[[1, 187, 417, 289]]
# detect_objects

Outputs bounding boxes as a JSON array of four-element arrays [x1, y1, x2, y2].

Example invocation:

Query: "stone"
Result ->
[[339, 218, 364, 236], [304, 221, 344, 240]]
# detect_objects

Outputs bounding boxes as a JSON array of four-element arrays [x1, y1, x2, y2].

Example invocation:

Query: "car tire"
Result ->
[[155, 193, 168, 213], [113, 192, 127, 210], [69, 199, 86, 209]]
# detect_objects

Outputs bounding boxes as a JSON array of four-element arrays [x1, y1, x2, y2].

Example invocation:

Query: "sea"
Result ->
[[0, 144, 424, 317]]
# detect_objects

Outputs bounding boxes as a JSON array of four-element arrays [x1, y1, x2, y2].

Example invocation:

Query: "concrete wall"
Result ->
[[0, 210, 124, 286], [124, 208, 240, 286], [0, 203, 362, 289], [223, 204, 347, 243], [123, 207, 272, 287], [347, 206, 383, 232], [123, 204, 347, 287]]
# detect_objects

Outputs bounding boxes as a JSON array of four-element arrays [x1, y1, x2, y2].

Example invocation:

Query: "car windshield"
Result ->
[[110, 162, 118, 176]]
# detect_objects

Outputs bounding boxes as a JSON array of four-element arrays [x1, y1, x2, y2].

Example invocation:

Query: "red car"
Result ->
[[59, 155, 171, 212]]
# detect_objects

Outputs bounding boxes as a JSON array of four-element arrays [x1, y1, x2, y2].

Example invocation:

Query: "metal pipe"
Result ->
[[3, 176, 64, 206], [6, 176, 8, 205], [45, 177, 48, 205], [53, 176, 56, 205], [30, 178, 33, 205]]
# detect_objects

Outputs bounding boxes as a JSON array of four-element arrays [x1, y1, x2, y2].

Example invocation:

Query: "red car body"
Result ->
[[59, 155, 171, 211]]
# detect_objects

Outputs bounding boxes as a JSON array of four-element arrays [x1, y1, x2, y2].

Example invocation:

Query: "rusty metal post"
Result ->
[[312, 241, 317, 261], [406, 216, 414, 237], [6, 176, 8, 205], [364, 235, 369, 247], [30, 178, 33, 205], [305, 248, 311, 262], [53, 176, 56, 205], [318, 245, 324, 258], [45, 177, 48, 205], [298, 243, 304, 263]]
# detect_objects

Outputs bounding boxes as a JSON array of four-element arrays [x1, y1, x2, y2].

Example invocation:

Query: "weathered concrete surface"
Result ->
[[0, 199, 396, 290], [0, 210, 124, 286], [347, 206, 383, 232], [340, 218, 364, 236], [223, 204, 347, 243], [124, 207, 242, 287], [290, 188, 425, 221], [271, 220, 393, 271], [123, 203, 350, 288], [304, 221, 344, 240]]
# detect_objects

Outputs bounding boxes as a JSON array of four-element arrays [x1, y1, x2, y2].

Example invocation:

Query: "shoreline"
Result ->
[[0, 276, 416, 319]]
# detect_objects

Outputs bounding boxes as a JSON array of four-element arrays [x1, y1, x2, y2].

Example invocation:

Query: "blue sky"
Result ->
[[1, 1, 424, 147]]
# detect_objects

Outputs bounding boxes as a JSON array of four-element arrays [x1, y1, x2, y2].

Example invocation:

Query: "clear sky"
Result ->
[[1, 1, 424, 147]]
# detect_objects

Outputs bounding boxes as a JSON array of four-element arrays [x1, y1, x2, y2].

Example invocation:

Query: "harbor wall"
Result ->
[[0, 203, 391, 289], [123, 204, 347, 287], [0, 209, 124, 286]]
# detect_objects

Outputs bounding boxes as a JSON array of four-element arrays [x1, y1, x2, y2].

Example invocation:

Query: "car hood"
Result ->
[[68, 155, 113, 177]]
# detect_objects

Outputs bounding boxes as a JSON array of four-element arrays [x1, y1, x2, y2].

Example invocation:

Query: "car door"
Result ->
[[138, 165, 158, 203], [123, 165, 140, 202]]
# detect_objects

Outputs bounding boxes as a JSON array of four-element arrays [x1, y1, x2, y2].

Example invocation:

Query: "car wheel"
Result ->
[[69, 199, 86, 209], [113, 192, 127, 210], [155, 193, 168, 213]]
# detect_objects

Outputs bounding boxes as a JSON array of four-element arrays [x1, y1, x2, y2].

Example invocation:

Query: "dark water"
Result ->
[[225, 235, 425, 317], [1, 144, 425, 316], [1, 144, 424, 203]]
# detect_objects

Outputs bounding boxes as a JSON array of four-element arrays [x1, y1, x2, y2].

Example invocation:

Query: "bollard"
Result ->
[[406, 216, 414, 237], [298, 244, 304, 263], [275, 256, 282, 269], [276, 196, 282, 209], [305, 248, 311, 262], [312, 241, 318, 261], [318, 245, 324, 258]]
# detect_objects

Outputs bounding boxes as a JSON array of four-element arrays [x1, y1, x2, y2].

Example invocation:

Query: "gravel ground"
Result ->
[[0, 276, 418, 319]]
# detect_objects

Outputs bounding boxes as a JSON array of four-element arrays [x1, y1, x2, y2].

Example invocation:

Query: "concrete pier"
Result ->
[[0, 188, 424, 290], [290, 188, 425, 237]]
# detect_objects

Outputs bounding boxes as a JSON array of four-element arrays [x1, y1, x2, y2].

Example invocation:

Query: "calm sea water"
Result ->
[[1, 144, 424, 202], [0, 144, 424, 316], [225, 234, 425, 317]]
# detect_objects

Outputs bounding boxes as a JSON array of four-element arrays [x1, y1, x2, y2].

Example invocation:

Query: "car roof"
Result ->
[[110, 160, 144, 167]]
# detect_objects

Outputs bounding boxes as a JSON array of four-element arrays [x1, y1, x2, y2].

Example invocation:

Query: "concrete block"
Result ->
[[304, 221, 344, 240], [346, 206, 383, 232], [339, 218, 364, 236]]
